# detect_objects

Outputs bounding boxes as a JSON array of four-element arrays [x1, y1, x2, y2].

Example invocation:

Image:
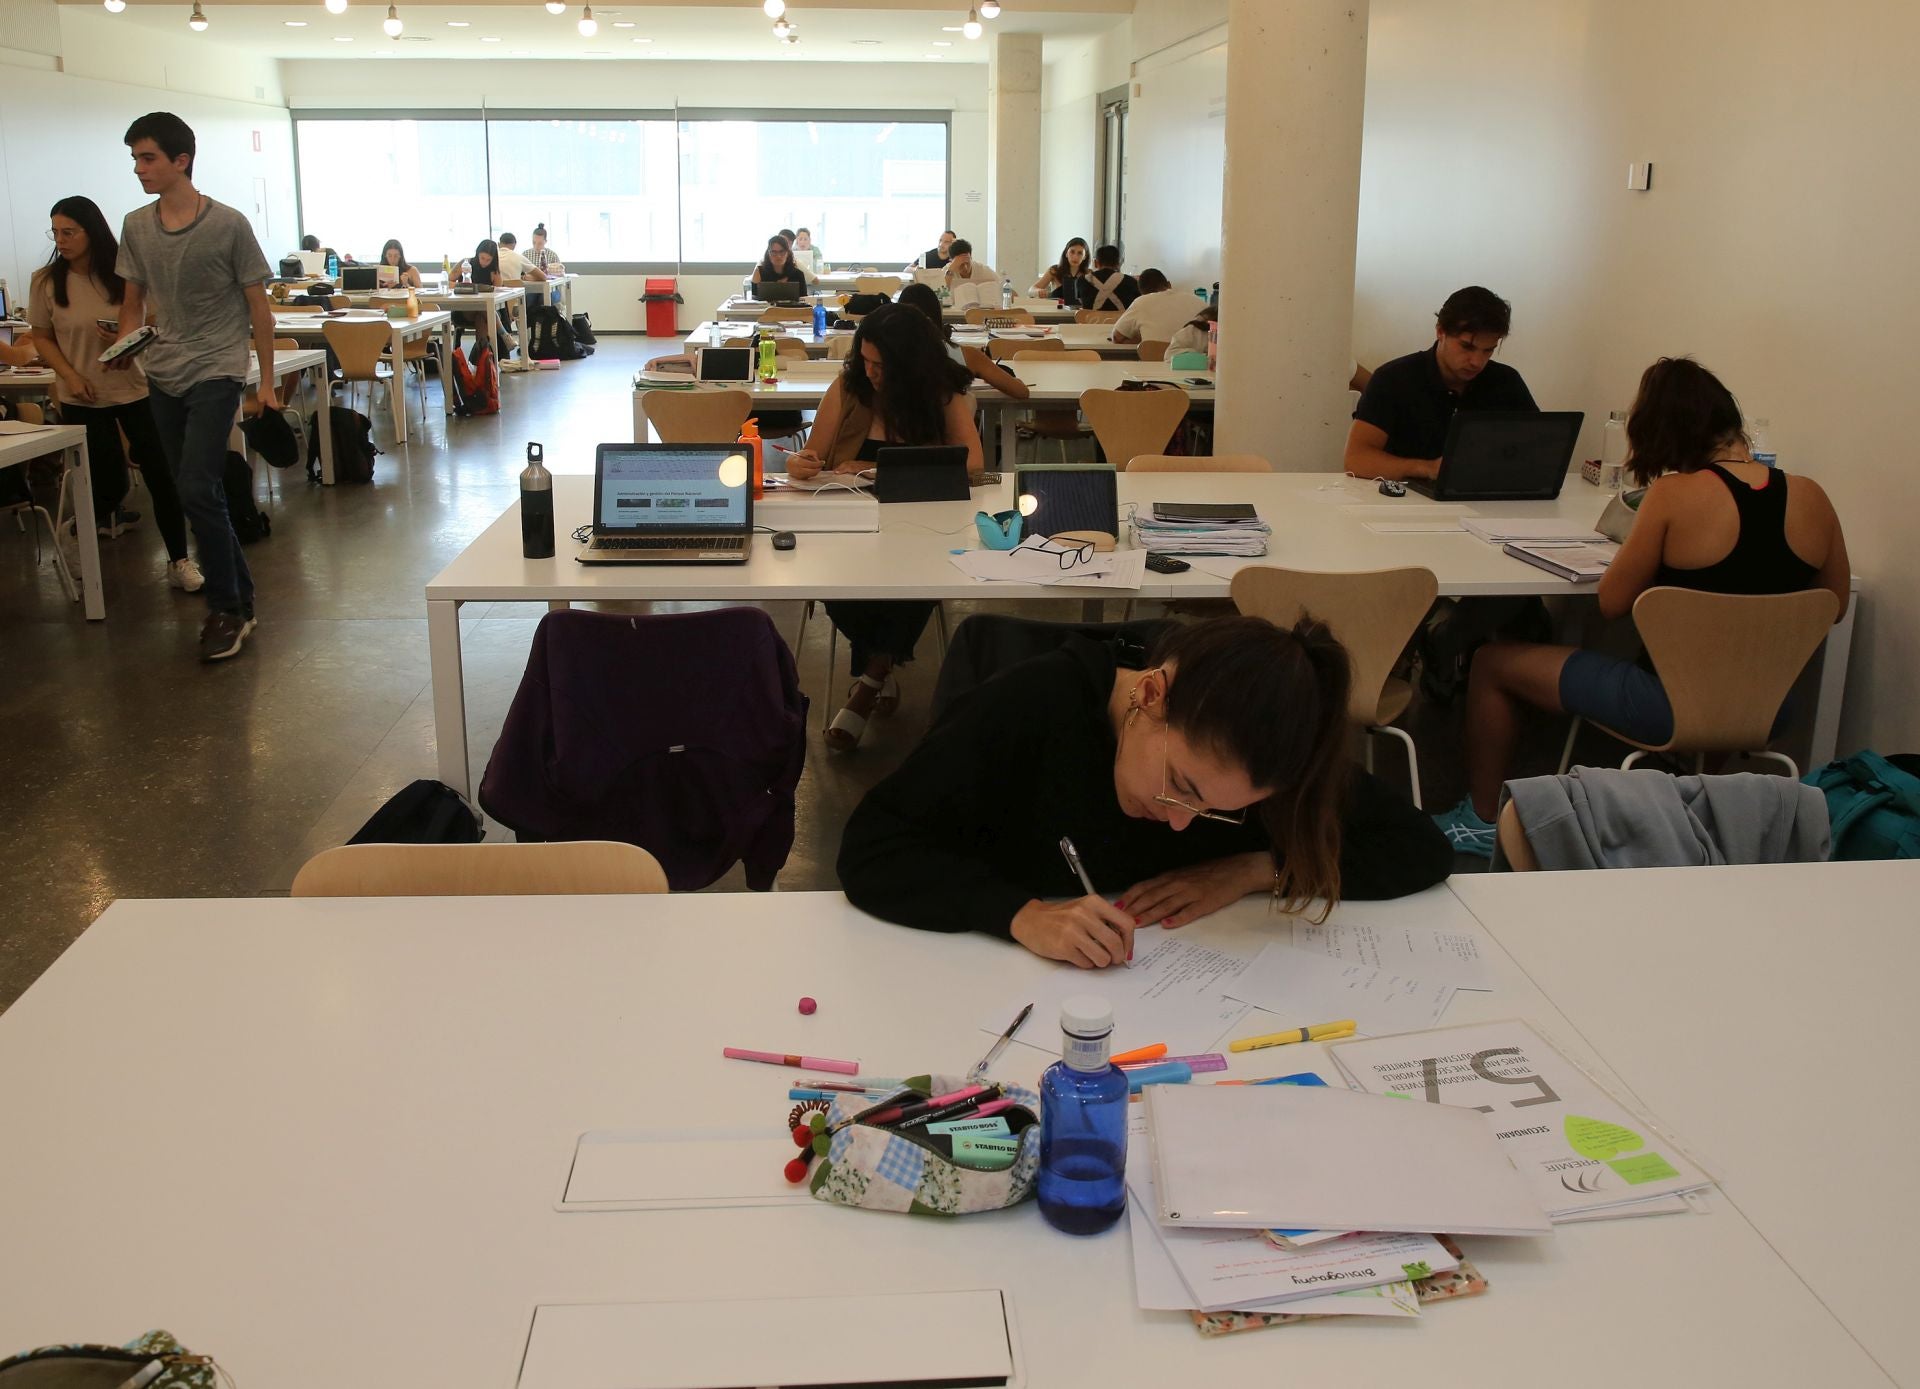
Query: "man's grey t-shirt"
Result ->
[[117, 197, 270, 394]]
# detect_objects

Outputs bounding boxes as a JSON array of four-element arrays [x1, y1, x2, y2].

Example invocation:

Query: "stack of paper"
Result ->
[[949, 545, 1147, 590], [1330, 1020, 1714, 1222], [1460, 517, 1606, 545], [1133, 503, 1271, 557]]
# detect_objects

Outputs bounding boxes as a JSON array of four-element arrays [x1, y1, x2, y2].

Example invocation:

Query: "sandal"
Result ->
[[872, 674, 902, 719], [826, 675, 885, 752]]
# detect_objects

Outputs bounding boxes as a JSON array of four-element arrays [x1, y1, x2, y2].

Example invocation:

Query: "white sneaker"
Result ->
[[167, 557, 205, 593]]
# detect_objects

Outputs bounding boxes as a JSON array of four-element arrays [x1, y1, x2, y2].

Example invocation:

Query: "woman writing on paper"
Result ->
[[839, 616, 1453, 967], [784, 304, 985, 752], [1432, 357, 1851, 856]]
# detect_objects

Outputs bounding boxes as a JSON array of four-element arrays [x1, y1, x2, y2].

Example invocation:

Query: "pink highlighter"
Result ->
[[724, 1047, 860, 1076]]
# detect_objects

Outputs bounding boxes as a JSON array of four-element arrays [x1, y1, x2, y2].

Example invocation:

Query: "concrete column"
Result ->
[[986, 31, 1043, 284], [1215, 0, 1369, 469]]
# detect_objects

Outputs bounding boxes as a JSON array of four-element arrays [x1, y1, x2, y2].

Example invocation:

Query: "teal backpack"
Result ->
[[1805, 752, 1920, 860]]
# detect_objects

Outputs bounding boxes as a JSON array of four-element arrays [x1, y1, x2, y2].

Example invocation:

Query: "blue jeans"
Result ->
[[148, 377, 251, 616]]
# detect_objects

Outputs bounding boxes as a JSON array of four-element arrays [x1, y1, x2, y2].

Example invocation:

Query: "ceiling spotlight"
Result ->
[[577, 4, 596, 34], [284, 18, 308, 24], [325, 0, 347, 12], [762, 0, 785, 15], [980, 0, 1001, 15], [447, 19, 469, 26], [103, 0, 126, 11], [772, 16, 790, 37], [963, 8, 982, 39], [382, 3, 402, 35], [545, 0, 566, 11], [188, 2, 208, 30]]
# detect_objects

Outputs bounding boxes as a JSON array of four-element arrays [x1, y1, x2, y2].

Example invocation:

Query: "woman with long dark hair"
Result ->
[[1030, 237, 1090, 299], [455, 238, 515, 355], [840, 614, 1452, 960], [379, 238, 422, 289], [784, 304, 985, 750], [895, 282, 1028, 400], [751, 235, 809, 288], [27, 194, 196, 588]]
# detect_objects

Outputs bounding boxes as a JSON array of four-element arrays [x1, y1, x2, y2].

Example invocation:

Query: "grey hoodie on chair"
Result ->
[[1500, 768, 1830, 870]]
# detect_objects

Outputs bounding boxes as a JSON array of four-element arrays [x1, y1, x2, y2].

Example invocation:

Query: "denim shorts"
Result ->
[[1559, 649, 1791, 747]]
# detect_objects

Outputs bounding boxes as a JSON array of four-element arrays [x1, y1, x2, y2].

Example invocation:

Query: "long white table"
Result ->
[[1450, 861, 1919, 1386], [717, 293, 1078, 324], [681, 320, 1148, 362], [423, 471, 1855, 797], [270, 310, 455, 447], [0, 882, 1896, 1386], [0, 422, 97, 619], [417, 285, 531, 373]]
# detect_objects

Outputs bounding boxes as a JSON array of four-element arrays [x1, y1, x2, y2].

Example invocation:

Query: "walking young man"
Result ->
[[116, 112, 278, 661]]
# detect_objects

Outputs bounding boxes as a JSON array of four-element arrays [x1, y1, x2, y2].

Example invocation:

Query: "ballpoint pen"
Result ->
[[969, 1002, 1033, 1083], [1059, 835, 1131, 966]]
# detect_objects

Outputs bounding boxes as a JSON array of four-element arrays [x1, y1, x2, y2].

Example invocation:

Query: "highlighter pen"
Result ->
[[894, 1088, 1009, 1132], [860, 1085, 996, 1131], [1226, 1021, 1357, 1054], [723, 1047, 860, 1075], [1059, 834, 1132, 967], [1110, 1043, 1169, 1066], [1124, 1061, 1194, 1094]]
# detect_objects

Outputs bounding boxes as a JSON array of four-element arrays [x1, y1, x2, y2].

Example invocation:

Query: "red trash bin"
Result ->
[[642, 277, 681, 337]]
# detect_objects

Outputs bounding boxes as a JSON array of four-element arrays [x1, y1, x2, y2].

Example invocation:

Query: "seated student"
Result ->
[[528, 223, 564, 275], [1432, 357, 1851, 856], [752, 235, 809, 288], [1345, 285, 1537, 483], [299, 232, 343, 268], [943, 239, 998, 292], [791, 227, 825, 278], [1075, 245, 1138, 312], [783, 305, 985, 752], [495, 232, 534, 280], [897, 282, 1028, 401], [1031, 238, 1090, 300], [838, 615, 1452, 962], [454, 238, 516, 355], [1111, 269, 1195, 346], [379, 239, 422, 289], [1167, 304, 1216, 359], [918, 229, 957, 271]]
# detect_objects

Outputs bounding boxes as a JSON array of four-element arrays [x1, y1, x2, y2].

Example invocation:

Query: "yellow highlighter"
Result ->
[[1228, 1020, 1357, 1053]]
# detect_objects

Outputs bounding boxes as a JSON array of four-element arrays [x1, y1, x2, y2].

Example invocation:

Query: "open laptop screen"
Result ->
[[596, 445, 749, 532]]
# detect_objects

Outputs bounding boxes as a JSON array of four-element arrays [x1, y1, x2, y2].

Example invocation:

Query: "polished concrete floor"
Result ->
[[2, 338, 1555, 1014]]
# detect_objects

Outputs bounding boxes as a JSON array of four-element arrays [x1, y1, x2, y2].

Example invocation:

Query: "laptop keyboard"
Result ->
[[590, 535, 746, 551]]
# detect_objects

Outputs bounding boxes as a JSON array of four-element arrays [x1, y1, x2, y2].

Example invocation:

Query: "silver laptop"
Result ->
[[575, 442, 754, 565]]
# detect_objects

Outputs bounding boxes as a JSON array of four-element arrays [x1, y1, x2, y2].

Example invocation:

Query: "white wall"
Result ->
[[1125, 27, 1226, 293], [1038, 27, 1129, 274], [279, 57, 987, 331], [1355, 0, 1920, 752]]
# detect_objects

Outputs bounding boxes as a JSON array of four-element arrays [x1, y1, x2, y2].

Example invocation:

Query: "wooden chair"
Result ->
[[1128, 453, 1272, 473], [990, 337, 1061, 362], [277, 303, 324, 314], [1078, 387, 1190, 472], [854, 275, 903, 297], [321, 318, 395, 417], [824, 335, 854, 361], [328, 295, 351, 310], [290, 841, 669, 897], [761, 306, 812, 324], [772, 337, 810, 361], [1495, 801, 1540, 871], [1075, 309, 1121, 325], [1557, 586, 1841, 778], [1045, 349, 1100, 362], [964, 306, 1035, 326], [1229, 565, 1440, 806], [641, 389, 752, 444], [1136, 340, 1170, 363], [1, 402, 78, 603]]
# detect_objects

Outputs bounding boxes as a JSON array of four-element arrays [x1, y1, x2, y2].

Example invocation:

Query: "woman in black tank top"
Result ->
[[1432, 357, 1849, 857]]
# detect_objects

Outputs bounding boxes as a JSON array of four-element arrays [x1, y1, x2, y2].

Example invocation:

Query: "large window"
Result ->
[[677, 119, 948, 266], [294, 109, 948, 271], [294, 117, 488, 269]]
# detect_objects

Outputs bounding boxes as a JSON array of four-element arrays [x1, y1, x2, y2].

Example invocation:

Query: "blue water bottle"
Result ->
[[325, 250, 339, 281], [812, 300, 827, 339], [1038, 996, 1128, 1234]]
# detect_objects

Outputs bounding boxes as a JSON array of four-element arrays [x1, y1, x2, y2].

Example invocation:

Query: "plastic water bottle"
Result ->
[[812, 300, 828, 338], [1601, 410, 1628, 490], [1038, 996, 1128, 1235], [1001, 276, 1014, 310], [1206, 320, 1219, 373], [709, 320, 724, 348], [757, 335, 779, 382], [325, 250, 339, 281], [1750, 417, 1778, 468], [520, 442, 554, 559]]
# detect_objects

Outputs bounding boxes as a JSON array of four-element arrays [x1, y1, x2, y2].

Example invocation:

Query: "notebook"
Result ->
[[1142, 1082, 1552, 1237], [574, 442, 753, 566]]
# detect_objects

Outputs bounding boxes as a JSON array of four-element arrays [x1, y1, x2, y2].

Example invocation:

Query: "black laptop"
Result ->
[[340, 265, 380, 292], [1407, 410, 1584, 501], [873, 446, 971, 503], [752, 281, 805, 304]]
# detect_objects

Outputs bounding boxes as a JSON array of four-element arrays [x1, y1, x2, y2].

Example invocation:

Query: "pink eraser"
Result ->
[[798, 996, 818, 1015]]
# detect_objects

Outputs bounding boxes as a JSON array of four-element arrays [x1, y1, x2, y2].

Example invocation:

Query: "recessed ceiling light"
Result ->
[[334, 35, 353, 41], [612, 20, 634, 26], [446, 19, 469, 26], [851, 38, 881, 45], [941, 25, 964, 31], [284, 19, 308, 26], [480, 34, 501, 41], [932, 40, 951, 46], [630, 35, 650, 42]]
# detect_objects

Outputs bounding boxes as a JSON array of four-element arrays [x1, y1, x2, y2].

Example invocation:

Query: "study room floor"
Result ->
[[0, 338, 1589, 1015]]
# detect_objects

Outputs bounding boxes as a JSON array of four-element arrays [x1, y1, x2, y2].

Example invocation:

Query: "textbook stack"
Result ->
[[1132, 502, 1271, 557]]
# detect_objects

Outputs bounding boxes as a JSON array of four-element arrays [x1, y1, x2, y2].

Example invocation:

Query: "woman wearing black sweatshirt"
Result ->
[[837, 616, 1452, 968]]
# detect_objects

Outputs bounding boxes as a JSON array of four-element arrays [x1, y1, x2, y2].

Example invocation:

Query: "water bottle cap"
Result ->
[[1060, 995, 1114, 1038]]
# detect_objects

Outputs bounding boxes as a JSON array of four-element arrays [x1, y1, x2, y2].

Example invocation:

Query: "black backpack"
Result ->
[[306, 406, 378, 484], [348, 778, 484, 844], [530, 305, 590, 362], [223, 451, 271, 543], [553, 312, 591, 359], [569, 312, 597, 345]]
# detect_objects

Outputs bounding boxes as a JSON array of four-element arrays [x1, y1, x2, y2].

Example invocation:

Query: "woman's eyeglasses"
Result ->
[[1013, 537, 1094, 570], [1154, 730, 1248, 825], [46, 228, 83, 243]]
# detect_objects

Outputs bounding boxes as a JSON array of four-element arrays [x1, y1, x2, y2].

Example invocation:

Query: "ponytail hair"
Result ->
[[1151, 615, 1352, 918]]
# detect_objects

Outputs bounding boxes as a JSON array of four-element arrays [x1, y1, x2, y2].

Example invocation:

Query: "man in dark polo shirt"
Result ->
[[1345, 286, 1537, 482]]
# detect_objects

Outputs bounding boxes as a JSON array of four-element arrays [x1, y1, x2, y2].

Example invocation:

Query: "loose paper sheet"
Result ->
[[1291, 897, 1494, 991], [1224, 942, 1457, 1038], [949, 546, 1147, 590]]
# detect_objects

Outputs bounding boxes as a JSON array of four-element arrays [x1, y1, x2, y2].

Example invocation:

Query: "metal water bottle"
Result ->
[[520, 441, 555, 559]]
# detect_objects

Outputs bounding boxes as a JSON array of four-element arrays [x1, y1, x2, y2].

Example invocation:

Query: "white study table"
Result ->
[[0, 422, 97, 619], [423, 471, 1855, 797], [416, 285, 531, 374], [0, 885, 1896, 1387], [680, 320, 1147, 362], [270, 310, 455, 447], [1450, 860, 1920, 1386], [717, 293, 1079, 325]]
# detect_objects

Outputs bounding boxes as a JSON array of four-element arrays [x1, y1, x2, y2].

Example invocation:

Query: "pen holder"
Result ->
[[803, 1073, 1043, 1216], [974, 509, 1024, 550]]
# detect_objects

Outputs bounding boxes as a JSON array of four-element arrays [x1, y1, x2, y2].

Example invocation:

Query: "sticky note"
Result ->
[[926, 1117, 1010, 1137], [1564, 1114, 1646, 1161], [1607, 1152, 1681, 1185]]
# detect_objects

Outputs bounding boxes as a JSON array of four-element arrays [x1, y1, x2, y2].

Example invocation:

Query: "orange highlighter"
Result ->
[[1111, 1042, 1168, 1066]]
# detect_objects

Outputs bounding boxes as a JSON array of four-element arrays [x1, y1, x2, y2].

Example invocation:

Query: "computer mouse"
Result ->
[[772, 531, 797, 551], [1378, 479, 1408, 497]]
